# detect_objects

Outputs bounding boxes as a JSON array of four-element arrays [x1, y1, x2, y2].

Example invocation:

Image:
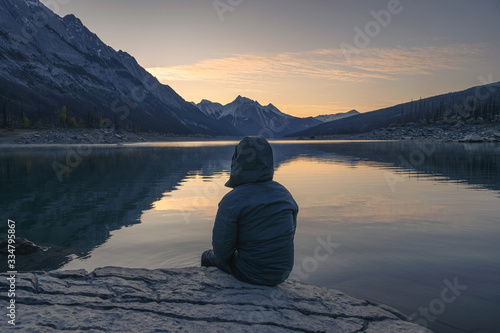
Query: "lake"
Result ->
[[1, 140, 499, 333]]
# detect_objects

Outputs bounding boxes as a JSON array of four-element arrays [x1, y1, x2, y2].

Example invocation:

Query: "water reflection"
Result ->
[[0, 145, 234, 271], [0, 141, 499, 272], [1, 141, 499, 333], [301, 141, 500, 191], [63, 173, 230, 270]]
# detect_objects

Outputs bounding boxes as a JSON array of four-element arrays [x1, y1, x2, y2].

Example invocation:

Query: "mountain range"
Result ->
[[0, 0, 358, 137], [0, 0, 239, 136], [193, 97, 358, 137], [2, 0, 497, 139]]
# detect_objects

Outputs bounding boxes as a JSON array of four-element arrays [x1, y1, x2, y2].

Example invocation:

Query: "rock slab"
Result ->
[[0, 267, 431, 332]]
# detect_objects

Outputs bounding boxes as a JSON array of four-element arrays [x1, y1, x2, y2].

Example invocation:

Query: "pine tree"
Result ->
[[22, 112, 29, 128], [1, 99, 7, 128], [68, 116, 77, 127], [57, 106, 67, 127]]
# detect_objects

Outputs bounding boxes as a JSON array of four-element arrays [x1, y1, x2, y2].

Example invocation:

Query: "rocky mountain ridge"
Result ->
[[314, 109, 359, 122], [0, 0, 240, 136], [194, 96, 358, 138]]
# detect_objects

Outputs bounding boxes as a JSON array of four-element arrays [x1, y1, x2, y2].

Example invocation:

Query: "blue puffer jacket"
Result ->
[[212, 137, 298, 286]]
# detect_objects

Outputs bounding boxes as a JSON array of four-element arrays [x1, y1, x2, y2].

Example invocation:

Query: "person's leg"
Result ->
[[201, 249, 255, 284], [201, 249, 233, 275]]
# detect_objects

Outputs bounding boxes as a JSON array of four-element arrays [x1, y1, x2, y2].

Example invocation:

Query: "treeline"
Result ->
[[395, 84, 500, 126], [0, 78, 146, 130], [0, 97, 142, 131], [289, 82, 500, 137]]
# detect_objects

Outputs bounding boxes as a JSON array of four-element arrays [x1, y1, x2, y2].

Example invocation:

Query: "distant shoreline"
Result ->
[[1, 123, 499, 145], [295, 123, 500, 142], [0, 128, 238, 145]]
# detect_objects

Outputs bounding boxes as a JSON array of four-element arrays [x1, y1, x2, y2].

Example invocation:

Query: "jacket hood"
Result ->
[[225, 136, 274, 188]]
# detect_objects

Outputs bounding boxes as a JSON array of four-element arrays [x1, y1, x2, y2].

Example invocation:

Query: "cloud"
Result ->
[[339, 44, 486, 75], [147, 44, 487, 86]]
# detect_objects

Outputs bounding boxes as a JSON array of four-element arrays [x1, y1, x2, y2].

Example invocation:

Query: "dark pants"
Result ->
[[201, 249, 251, 284]]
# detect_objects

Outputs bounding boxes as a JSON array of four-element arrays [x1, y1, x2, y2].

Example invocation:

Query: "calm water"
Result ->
[[1, 141, 499, 333]]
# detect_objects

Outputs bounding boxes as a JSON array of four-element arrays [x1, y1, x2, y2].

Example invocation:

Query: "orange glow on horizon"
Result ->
[[147, 43, 485, 118]]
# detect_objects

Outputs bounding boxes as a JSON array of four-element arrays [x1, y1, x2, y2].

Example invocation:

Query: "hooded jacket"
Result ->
[[212, 137, 298, 286]]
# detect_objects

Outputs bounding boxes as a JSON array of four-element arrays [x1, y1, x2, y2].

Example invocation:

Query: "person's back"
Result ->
[[201, 136, 298, 286]]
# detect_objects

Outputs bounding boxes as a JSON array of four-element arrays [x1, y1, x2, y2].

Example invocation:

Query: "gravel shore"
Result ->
[[0, 128, 216, 145], [1, 123, 500, 145], [300, 123, 500, 142]]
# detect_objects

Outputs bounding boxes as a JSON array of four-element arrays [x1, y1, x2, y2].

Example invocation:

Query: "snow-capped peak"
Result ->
[[234, 95, 254, 104], [0, 0, 240, 136], [199, 99, 215, 104], [24, 0, 42, 8], [193, 96, 321, 137], [195, 100, 224, 118]]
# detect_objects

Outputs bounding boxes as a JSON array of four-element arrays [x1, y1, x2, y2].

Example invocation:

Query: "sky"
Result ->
[[40, 0, 500, 117]]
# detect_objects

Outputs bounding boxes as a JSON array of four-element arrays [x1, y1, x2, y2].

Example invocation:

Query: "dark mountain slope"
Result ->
[[288, 81, 500, 137], [0, 0, 240, 136]]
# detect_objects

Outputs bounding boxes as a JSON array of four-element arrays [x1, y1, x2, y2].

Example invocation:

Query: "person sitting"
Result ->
[[201, 136, 298, 286]]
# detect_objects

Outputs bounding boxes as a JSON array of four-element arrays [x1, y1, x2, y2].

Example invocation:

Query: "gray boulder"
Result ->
[[0, 237, 47, 255], [463, 133, 484, 142], [0, 266, 431, 332]]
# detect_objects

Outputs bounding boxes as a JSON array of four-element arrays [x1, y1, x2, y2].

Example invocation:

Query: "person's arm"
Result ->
[[292, 197, 299, 231], [212, 197, 238, 261], [292, 210, 298, 231]]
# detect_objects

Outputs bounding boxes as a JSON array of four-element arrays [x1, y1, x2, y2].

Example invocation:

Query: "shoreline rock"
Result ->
[[0, 238, 48, 255], [0, 266, 430, 332]]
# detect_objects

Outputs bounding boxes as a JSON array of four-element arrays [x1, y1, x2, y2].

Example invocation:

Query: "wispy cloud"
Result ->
[[147, 44, 486, 86], [340, 44, 486, 75]]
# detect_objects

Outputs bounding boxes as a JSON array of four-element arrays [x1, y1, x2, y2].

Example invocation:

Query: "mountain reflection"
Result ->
[[0, 141, 498, 271], [300, 141, 500, 192], [0, 145, 234, 271]]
